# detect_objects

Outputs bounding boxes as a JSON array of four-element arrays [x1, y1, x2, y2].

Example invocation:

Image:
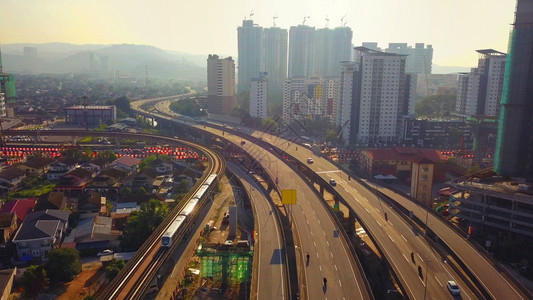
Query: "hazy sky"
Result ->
[[0, 0, 516, 67]]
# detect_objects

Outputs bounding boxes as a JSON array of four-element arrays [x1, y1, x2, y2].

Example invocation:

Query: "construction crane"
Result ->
[[337, 120, 350, 139], [325, 16, 330, 28], [273, 14, 278, 27], [250, 10, 254, 18], [341, 15, 347, 27], [303, 16, 310, 25]]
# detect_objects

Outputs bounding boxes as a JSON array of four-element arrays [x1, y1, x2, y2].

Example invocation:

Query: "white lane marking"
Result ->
[[389, 235, 395, 243], [335, 265, 338, 271], [354, 198, 360, 203], [417, 253, 423, 262], [313, 241, 316, 247], [435, 276, 443, 286], [327, 241, 329, 246], [401, 235, 407, 242], [420, 277, 425, 286], [364, 208, 370, 213], [319, 265, 322, 272], [339, 280, 342, 287], [317, 219, 321, 224], [344, 188, 349, 192], [330, 252, 333, 258], [364, 197, 369, 202], [306, 220, 309, 225], [376, 220, 382, 226], [402, 253, 409, 263], [375, 207, 380, 213]]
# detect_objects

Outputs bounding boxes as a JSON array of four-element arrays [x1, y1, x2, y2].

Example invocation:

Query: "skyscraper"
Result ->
[[494, 0, 533, 178], [288, 25, 315, 78], [337, 61, 360, 144], [237, 20, 262, 93], [313, 27, 353, 77], [377, 43, 433, 74], [261, 27, 288, 91], [250, 73, 268, 119], [455, 50, 506, 117], [348, 47, 414, 146], [207, 55, 236, 115]]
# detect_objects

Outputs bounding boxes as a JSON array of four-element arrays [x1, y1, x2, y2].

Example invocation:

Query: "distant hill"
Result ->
[[0, 43, 207, 81]]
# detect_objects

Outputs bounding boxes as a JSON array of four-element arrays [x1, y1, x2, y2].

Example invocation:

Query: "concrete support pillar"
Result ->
[[319, 184, 324, 196]]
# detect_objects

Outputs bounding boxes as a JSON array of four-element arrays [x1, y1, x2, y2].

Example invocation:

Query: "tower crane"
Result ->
[[273, 14, 278, 26], [303, 16, 310, 25], [341, 15, 347, 27], [325, 16, 330, 28]]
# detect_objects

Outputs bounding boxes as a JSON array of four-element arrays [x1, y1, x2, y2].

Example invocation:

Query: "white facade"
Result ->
[[250, 75, 269, 119], [352, 47, 413, 146], [484, 56, 506, 116], [282, 76, 339, 125], [455, 50, 506, 117]]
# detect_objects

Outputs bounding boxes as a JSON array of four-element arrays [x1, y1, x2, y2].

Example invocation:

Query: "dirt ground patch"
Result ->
[[56, 261, 103, 300]]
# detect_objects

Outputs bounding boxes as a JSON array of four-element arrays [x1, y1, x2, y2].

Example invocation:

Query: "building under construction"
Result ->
[[449, 0, 533, 245]]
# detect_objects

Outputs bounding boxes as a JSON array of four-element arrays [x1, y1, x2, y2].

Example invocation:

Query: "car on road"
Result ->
[[446, 281, 460, 295], [97, 249, 113, 257], [329, 179, 336, 186], [307, 158, 314, 164]]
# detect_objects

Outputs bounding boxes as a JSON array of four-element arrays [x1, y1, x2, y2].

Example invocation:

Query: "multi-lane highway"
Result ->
[[138, 97, 372, 299], [131, 95, 527, 299]]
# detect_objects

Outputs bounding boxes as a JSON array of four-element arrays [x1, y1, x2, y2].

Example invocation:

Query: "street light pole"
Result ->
[[424, 259, 431, 300]]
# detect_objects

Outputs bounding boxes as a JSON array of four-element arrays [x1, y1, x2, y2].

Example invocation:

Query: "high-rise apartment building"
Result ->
[[455, 50, 506, 117], [0, 48, 16, 118], [337, 61, 359, 144], [495, 0, 533, 178], [282, 76, 339, 125], [288, 25, 315, 78], [313, 27, 353, 77], [261, 27, 288, 91], [237, 20, 262, 93], [250, 73, 268, 119], [342, 47, 414, 146], [361, 43, 433, 74], [207, 55, 236, 115]]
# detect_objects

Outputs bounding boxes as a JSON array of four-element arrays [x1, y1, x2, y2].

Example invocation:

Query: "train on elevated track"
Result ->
[[161, 174, 218, 247]]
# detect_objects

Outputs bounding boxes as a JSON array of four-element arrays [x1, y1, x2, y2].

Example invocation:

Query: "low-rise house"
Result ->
[[46, 157, 77, 181], [149, 158, 173, 175], [16, 157, 55, 175], [0, 198, 37, 225], [35, 192, 68, 211], [0, 213, 17, 245], [114, 202, 140, 214], [82, 158, 108, 174], [12, 209, 70, 262], [63, 215, 120, 251], [109, 156, 141, 173], [54, 168, 94, 197], [0, 168, 26, 189], [77, 191, 105, 216], [121, 168, 157, 192], [85, 168, 127, 199]]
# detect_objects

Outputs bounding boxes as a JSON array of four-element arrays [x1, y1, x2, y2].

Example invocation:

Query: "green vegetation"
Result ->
[[169, 98, 206, 118], [8, 176, 55, 200], [94, 124, 108, 131], [105, 259, 125, 281], [138, 154, 169, 172], [21, 265, 49, 299], [415, 94, 456, 117], [107, 96, 132, 118], [45, 248, 82, 284], [79, 136, 93, 143], [120, 199, 169, 251], [61, 147, 94, 161], [97, 149, 118, 163]]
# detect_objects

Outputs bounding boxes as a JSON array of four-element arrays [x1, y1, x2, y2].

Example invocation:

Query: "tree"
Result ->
[[261, 118, 279, 132], [120, 199, 168, 250], [324, 129, 340, 145], [113, 96, 132, 117], [45, 248, 82, 284], [415, 94, 456, 117], [61, 148, 83, 160], [105, 259, 125, 281], [97, 149, 118, 163], [21, 265, 49, 299]]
